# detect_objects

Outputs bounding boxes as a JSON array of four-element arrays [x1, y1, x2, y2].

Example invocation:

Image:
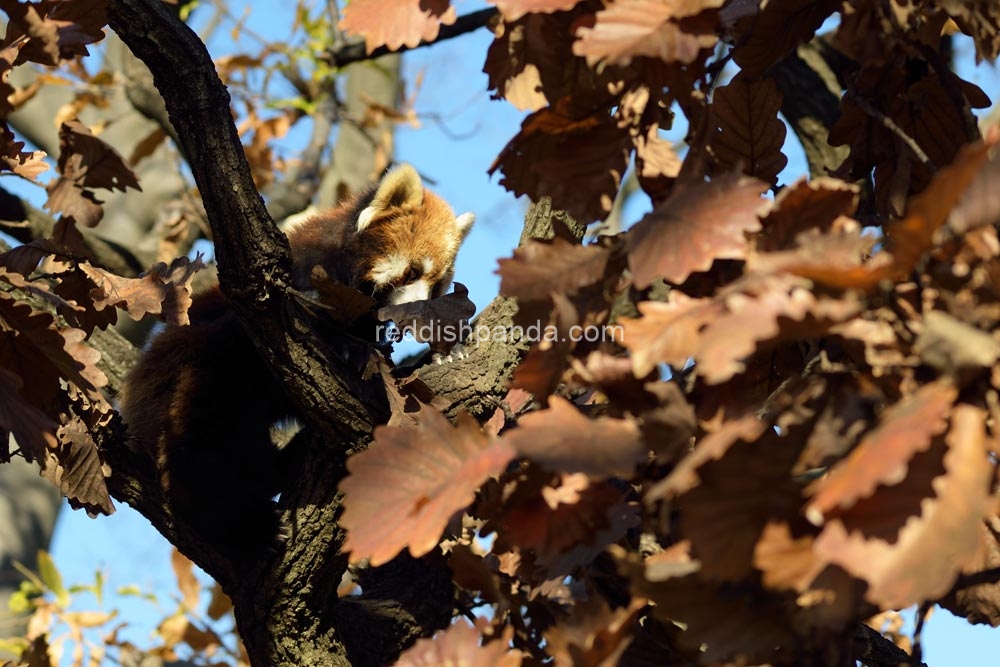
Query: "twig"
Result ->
[[851, 93, 935, 172], [323, 8, 499, 68]]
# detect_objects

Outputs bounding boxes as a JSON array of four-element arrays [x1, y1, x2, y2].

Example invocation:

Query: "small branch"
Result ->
[[851, 93, 935, 172], [323, 8, 498, 69], [949, 565, 1000, 592]]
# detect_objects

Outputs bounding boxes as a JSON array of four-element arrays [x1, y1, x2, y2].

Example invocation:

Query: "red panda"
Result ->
[[119, 164, 474, 559]]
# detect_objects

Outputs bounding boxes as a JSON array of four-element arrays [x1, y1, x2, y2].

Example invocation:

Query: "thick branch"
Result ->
[[107, 0, 385, 446]]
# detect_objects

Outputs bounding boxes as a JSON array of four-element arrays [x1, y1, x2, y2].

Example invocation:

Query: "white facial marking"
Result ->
[[422, 256, 434, 274], [369, 253, 408, 287], [389, 280, 432, 305]]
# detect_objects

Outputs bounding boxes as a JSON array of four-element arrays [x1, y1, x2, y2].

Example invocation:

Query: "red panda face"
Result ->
[[352, 166, 474, 305]]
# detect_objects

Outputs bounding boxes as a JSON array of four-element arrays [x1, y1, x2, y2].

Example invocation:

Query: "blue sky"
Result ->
[[31, 1, 1000, 664]]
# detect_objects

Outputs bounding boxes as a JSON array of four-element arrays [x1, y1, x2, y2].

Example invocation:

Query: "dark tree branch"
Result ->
[[323, 8, 499, 69]]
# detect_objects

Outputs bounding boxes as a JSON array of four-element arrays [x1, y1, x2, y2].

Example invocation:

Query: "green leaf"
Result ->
[[36, 550, 68, 607]]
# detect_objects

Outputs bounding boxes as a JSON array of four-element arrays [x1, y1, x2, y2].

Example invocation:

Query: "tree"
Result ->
[[1, 0, 999, 666]]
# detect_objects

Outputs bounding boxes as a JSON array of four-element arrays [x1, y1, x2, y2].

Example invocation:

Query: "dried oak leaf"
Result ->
[[498, 238, 610, 300], [503, 396, 644, 478], [0, 124, 49, 180], [53, 418, 113, 515], [753, 520, 824, 593], [0, 368, 58, 463], [339, 0, 456, 54], [756, 177, 859, 252], [675, 425, 804, 581], [939, 519, 1000, 626], [45, 119, 141, 226], [730, 0, 841, 79], [490, 107, 631, 223], [938, 0, 1000, 60], [340, 407, 515, 566], [887, 139, 994, 274], [627, 172, 768, 287], [79, 256, 205, 326], [634, 125, 681, 200], [55, 119, 140, 191], [805, 381, 957, 523], [544, 597, 644, 667], [0, 294, 107, 410], [709, 74, 787, 186], [647, 415, 766, 500], [378, 282, 476, 344], [394, 622, 521, 667], [3, 0, 107, 66], [510, 291, 578, 399], [492, 0, 582, 21], [619, 553, 796, 663], [484, 7, 598, 112], [617, 293, 721, 377], [573, 0, 724, 66], [495, 476, 639, 576], [814, 404, 994, 608]]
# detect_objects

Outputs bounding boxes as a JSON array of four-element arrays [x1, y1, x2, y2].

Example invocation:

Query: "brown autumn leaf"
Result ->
[[483, 8, 598, 112], [753, 520, 824, 593], [377, 282, 476, 344], [730, 0, 841, 78], [510, 291, 578, 399], [544, 597, 644, 667], [503, 396, 645, 478], [54, 119, 140, 192], [45, 119, 141, 227], [492, 0, 582, 21], [939, 519, 1000, 626], [805, 382, 957, 522], [3, 0, 108, 66], [0, 295, 107, 408], [627, 172, 768, 287], [617, 293, 722, 377], [755, 177, 859, 252], [709, 74, 787, 186], [634, 124, 681, 199], [675, 426, 804, 581], [170, 549, 200, 611], [646, 415, 766, 500], [573, 0, 724, 66], [53, 418, 113, 515], [497, 238, 610, 300], [0, 368, 59, 463], [79, 256, 206, 326], [938, 0, 1000, 60], [888, 139, 994, 273], [339, 0, 457, 53], [814, 404, 994, 608], [395, 622, 521, 667], [340, 407, 516, 566], [619, 554, 796, 663], [0, 124, 49, 180], [490, 107, 631, 223], [495, 476, 639, 576]]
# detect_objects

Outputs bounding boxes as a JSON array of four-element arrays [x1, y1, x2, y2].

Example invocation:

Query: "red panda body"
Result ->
[[119, 165, 473, 558]]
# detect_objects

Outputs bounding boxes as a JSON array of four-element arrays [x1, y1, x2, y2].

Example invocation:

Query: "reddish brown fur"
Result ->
[[119, 165, 472, 558]]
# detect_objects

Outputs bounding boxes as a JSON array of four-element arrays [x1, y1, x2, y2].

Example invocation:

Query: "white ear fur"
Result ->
[[455, 212, 475, 237], [356, 164, 424, 232]]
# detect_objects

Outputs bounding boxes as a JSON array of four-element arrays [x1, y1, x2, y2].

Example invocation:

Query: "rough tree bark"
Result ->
[[89, 1, 533, 665]]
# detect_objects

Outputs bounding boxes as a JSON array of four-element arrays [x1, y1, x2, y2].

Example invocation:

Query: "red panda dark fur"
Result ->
[[119, 165, 473, 558]]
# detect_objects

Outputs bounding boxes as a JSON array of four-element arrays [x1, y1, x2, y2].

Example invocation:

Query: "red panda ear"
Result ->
[[357, 164, 424, 231], [455, 212, 474, 238]]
